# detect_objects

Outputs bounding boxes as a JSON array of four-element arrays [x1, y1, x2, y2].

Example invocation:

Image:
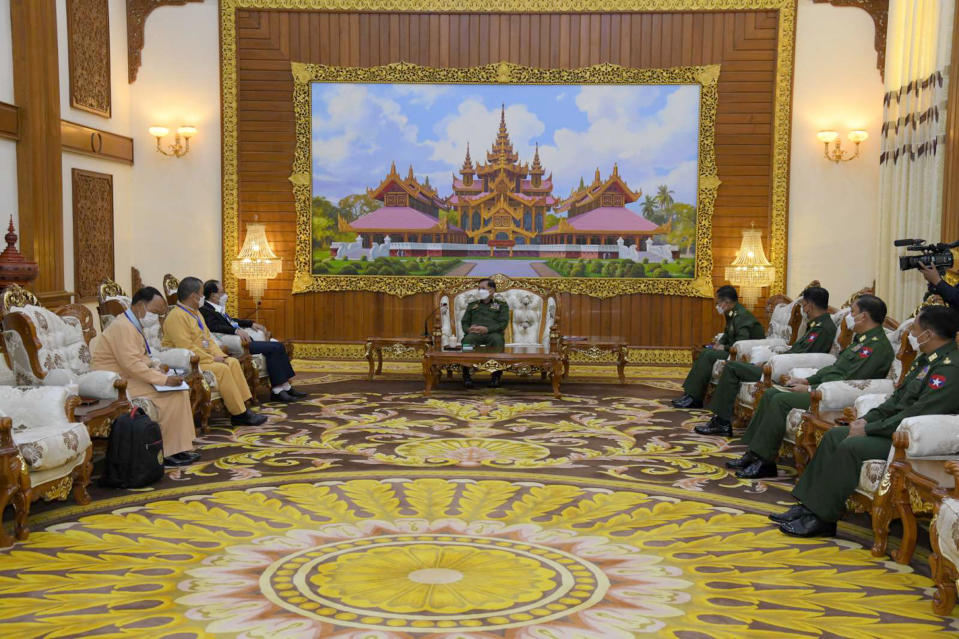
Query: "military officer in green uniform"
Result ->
[[696, 286, 837, 437], [673, 285, 765, 409], [728, 294, 894, 478], [461, 278, 510, 389], [772, 306, 959, 537]]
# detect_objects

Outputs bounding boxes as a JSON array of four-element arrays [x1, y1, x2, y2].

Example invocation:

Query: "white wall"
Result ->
[[0, 0, 17, 232], [56, 0, 132, 294], [787, 0, 885, 301], [127, 0, 221, 290]]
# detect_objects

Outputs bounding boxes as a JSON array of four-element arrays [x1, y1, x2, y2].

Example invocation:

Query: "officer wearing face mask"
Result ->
[[672, 285, 764, 409], [461, 278, 510, 389], [774, 305, 959, 538], [727, 294, 895, 479]]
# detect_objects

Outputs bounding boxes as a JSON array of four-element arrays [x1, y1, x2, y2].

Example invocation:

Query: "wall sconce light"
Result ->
[[817, 129, 868, 163], [148, 125, 196, 158]]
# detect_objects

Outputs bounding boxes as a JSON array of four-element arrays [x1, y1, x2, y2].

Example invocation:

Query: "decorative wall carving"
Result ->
[[67, 0, 112, 117], [71, 169, 115, 301], [812, 0, 889, 80], [126, 0, 203, 83]]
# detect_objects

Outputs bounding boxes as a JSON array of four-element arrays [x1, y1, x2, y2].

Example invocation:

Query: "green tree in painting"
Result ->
[[656, 184, 675, 218], [337, 193, 381, 223], [311, 196, 341, 249], [640, 194, 668, 225], [665, 203, 697, 254]]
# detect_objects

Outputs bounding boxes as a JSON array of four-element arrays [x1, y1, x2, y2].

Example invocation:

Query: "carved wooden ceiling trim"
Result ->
[[127, 0, 202, 83], [812, 0, 889, 81]]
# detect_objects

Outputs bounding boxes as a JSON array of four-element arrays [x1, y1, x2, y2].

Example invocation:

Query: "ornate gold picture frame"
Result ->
[[220, 0, 795, 307], [290, 61, 719, 298]]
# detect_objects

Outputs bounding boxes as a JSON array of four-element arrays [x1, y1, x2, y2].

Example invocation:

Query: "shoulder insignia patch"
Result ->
[[858, 346, 873, 359], [928, 373, 947, 390], [806, 332, 819, 343], [490, 303, 500, 310], [930, 353, 939, 363]]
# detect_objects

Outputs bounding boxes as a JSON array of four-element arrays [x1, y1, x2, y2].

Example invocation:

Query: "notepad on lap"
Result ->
[[152, 381, 190, 392]]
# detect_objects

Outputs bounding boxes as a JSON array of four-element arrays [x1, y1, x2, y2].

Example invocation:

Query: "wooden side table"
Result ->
[[364, 337, 432, 381], [561, 337, 628, 384]]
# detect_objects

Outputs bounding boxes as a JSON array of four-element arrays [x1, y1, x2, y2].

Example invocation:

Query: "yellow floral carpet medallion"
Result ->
[[2, 377, 958, 637]]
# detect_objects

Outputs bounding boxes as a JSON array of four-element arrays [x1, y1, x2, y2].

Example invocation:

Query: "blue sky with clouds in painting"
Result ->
[[311, 83, 701, 213]]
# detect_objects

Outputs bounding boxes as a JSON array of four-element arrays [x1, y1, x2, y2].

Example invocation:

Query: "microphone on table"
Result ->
[[422, 301, 449, 341]]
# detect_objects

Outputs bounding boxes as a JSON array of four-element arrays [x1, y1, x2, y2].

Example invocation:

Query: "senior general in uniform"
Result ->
[[461, 278, 510, 389]]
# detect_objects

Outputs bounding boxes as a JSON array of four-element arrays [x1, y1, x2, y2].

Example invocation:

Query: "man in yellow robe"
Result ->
[[92, 286, 199, 466], [162, 276, 267, 426]]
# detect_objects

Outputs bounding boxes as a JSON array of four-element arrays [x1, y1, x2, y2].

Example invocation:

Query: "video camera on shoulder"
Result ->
[[895, 238, 958, 273]]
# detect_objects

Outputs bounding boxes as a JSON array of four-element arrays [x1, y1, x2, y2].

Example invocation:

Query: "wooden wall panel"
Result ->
[[233, 10, 784, 347], [71, 169, 115, 301], [66, 0, 111, 118]]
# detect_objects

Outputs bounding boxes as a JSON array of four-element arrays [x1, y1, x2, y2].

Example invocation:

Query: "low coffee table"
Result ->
[[423, 344, 564, 398], [560, 336, 629, 384], [365, 336, 433, 381]]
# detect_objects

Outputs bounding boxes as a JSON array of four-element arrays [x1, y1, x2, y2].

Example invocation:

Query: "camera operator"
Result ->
[[918, 261, 959, 309]]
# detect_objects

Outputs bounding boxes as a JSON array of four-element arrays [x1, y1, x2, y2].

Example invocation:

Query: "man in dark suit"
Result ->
[[200, 279, 305, 403]]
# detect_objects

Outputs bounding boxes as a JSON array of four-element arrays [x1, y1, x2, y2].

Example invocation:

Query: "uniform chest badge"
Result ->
[[928, 374, 947, 390], [806, 332, 819, 343], [491, 303, 500, 310], [857, 346, 873, 359]]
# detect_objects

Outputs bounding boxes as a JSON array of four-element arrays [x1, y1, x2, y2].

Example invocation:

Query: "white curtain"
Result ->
[[876, 0, 955, 320]]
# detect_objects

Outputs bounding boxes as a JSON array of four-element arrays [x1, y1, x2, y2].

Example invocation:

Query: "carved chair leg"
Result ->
[[12, 480, 29, 541], [869, 486, 896, 558], [71, 448, 93, 506], [0, 485, 15, 547], [891, 490, 919, 564], [930, 516, 959, 615]]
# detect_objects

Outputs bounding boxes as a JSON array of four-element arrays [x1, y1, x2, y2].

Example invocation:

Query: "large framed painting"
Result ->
[[290, 61, 720, 297]]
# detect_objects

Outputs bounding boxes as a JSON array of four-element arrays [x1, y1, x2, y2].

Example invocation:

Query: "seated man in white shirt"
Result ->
[[199, 279, 306, 403]]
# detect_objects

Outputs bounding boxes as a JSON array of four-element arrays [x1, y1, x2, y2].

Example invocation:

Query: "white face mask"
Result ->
[[218, 294, 228, 308], [844, 313, 856, 330], [198, 296, 206, 307], [908, 329, 930, 352], [715, 304, 725, 316], [478, 289, 491, 300]]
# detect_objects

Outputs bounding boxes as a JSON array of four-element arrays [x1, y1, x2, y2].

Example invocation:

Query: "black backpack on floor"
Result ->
[[99, 407, 165, 488]]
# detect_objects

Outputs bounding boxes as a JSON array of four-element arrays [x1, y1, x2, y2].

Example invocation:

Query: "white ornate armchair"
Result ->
[[0, 285, 129, 438], [0, 385, 92, 546], [436, 286, 558, 350], [930, 462, 959, 615]]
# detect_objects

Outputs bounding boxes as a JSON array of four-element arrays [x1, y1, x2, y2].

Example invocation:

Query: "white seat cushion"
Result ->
[[443, 288, 555, 348], [10, 305, 91, 380], [785, 407, 805, 444], [935, 498, 959, 570], [737, 381, 760, 407], [710, 358, 727, 384], [767, 299, 798, 340], [12, 420, 91, 471], [856, 459, 888, 496]]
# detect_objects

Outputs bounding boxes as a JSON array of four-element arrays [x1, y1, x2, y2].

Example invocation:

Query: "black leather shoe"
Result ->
[[768, 503, 812, 524], [736, 458, 777, 479], [725, 450, 758, 469], [270, 390, 296, 403], [779, 513, 837, 538], [286, 387, 308, 399], [672, 394, 703, 409], [694, 416, 733, 437], [231, 410, 268, 426], [489, 372, 502, 388], [164, 453, 194, 467]]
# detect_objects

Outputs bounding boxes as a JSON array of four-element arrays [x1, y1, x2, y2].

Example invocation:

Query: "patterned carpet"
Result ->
[[2, 364, 958, 637]]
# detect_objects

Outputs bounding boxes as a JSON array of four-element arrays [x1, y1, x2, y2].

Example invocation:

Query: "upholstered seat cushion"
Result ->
[[935, 498, 959, 570], [785, 407, 804, 444], [767, 352, 836, 383], [732, 338, 787, 362], [857, 459, 889, 496], [710, 358, 727, 384], [737, 381, 760, 406], [854, 393, 891, 418], [0, 386, 91, 472], [816, 379, 895, 411]]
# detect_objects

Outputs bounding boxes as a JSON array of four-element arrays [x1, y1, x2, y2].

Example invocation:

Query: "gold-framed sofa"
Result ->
[[0, 385, 92, 546], [0, 284, 129, 439]]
